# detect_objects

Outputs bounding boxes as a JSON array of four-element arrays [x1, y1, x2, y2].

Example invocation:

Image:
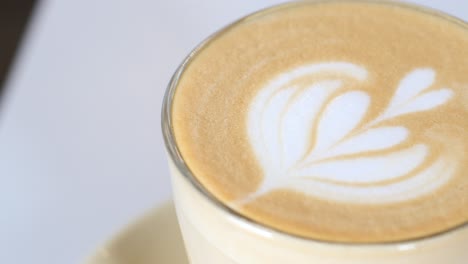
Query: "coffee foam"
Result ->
[[171, 1, 468, 242], [244, 63, 457, 205]]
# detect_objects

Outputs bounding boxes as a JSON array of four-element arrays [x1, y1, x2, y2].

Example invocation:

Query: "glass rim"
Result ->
[[162, 0, 468, 246]]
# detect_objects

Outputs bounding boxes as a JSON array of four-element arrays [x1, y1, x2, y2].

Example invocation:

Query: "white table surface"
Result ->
[[0, 1, 466, 263]]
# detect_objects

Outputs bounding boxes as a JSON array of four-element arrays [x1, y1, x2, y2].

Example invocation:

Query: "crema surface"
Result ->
[[172, 1, 468, 243]]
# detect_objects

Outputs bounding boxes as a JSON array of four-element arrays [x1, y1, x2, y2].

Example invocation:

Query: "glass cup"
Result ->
[[162, 1, 468, 263]]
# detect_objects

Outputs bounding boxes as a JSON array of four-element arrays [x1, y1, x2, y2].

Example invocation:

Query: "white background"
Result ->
[[0, 0, 466, 263]]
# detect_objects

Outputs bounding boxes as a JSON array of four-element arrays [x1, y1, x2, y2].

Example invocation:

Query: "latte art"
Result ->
[[171, 1, 468, 242], [245, 63, 456, 204]]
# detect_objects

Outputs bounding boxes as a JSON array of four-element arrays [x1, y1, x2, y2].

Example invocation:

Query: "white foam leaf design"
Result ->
[[378, 68, 453, 122], [280, 80, 342, 167], [297, 144, 427, 184], [387, 68, 435, 109], [286, 155, 455, 204], [309, 91, 369, 157], [382, 89, 453, 120], [315, 126, 408, 160], [260, 87, 297, 170], [243, 62, 457, 205]]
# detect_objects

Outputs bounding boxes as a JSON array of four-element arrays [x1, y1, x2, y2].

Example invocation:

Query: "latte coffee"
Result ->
[[167, 0, 468, 249]]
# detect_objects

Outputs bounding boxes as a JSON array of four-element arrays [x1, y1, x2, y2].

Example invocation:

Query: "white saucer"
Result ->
[[86, 201, 189, 264]]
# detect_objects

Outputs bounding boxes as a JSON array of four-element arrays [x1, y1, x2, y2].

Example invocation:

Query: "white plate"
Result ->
[[86, 201, 189, 264]]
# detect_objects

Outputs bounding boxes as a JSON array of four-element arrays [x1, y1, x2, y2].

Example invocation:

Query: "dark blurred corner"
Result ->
[[0, 0, 37, 100]]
